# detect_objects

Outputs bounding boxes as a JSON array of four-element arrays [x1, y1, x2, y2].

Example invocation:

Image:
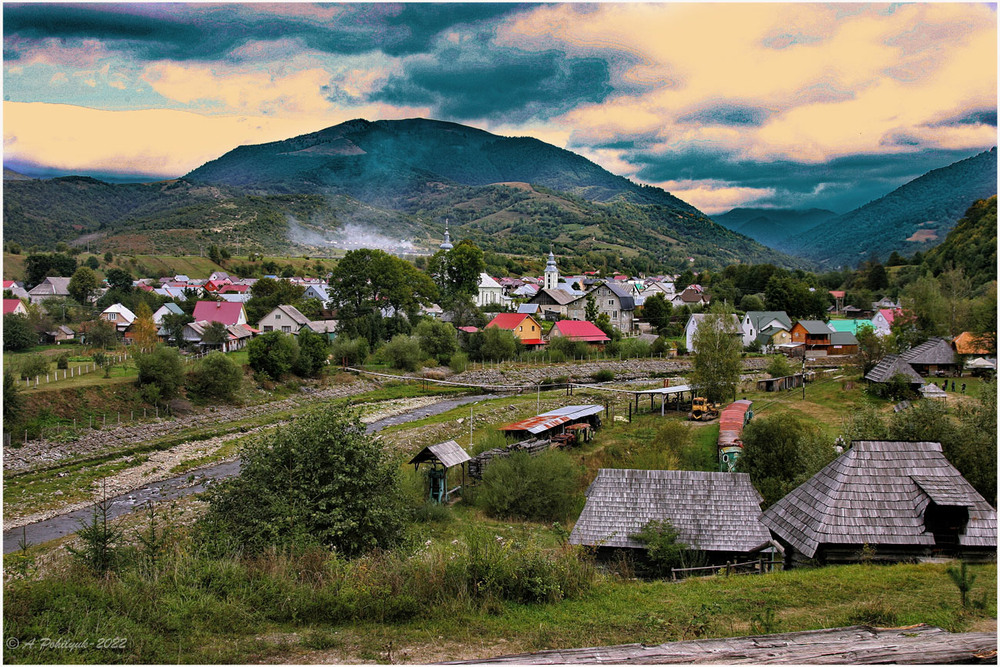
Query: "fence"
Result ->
[[670, 555, 783, 581], [10, 352, 131, 390], [3, 403, 176, 448]]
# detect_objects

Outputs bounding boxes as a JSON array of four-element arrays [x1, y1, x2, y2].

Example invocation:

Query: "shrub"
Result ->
[[449, 351, 468, 373], [293, 328, 330, 377], [56, 352, 71, 370], [16, 354, 49, 380], [330, 336, 369, 368], [479, 327, 518, 362], [766, 354, 794, 378], [198, 410, 406, 557], [631, 519, 704, 575], [4, 370, 24, 426], [619, 338, 651, 359], [591, 369, 615, 382], [476, 450, 583, 522], [3, 313, 36, 351], [135, 346, 185, 400], [415, 319, 457, 365], [382, 334, 422, 372], [247, 331, 299, 380], [188, 352, 243, 400]]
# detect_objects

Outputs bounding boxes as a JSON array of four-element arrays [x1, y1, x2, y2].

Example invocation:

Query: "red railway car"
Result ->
[[718, 400, 753, 472]]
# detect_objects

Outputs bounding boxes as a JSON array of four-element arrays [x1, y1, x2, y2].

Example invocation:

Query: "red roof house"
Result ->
[[218, 284, 250, 294], [485, 313, 544, 346], [548, 320, 610, 344], [192, 300, 247, 326], [3, 298, 27, 316]]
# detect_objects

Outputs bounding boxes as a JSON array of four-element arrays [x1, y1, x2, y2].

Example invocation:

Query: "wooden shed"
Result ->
[[864, 354, 924, 386], [760, 441, 997, 565], [408, 440, 471, 503], [901, 337, 959, 376], [569, 469, 772, 565]]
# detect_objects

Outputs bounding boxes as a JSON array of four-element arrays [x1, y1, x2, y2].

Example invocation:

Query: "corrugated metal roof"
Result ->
[[408, 440, 472, 468], [498, 415, 571, 434], [634, 384, 692, 395], [540, 405, 603, 419]]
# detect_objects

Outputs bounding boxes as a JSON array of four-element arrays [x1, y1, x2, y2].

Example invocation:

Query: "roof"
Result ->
[[408, 440, 472, 468], [602, 281, 636, 310], [192, 300, 245, 326], [900, 337, 957, 366], [531, 288, 577, 306], [500, 405, 603, 434], [827, 319, 873, 334], [102, 303, 137, 323], [551, 320, 610, 342], [517, 303, 540, 314], [877, 308, 899, 326], [965, 357, 996, 370], [485, 313, 533, 331], [745, 311, 792, 331], [305, 319, 338, 334], [267, 304, 311, 326], [864, 354, 924, 384], [954, 332, 993, 355], [27, 277, 71, 296], [795, 320, 833, 335], [3, 299, 24, 314], [829, 331, 859, 346], [569, 469, 771, 552], [158, 302, 184, 315], [478, 273, 502, 289], [760, 441, 997, 558], [458, 326, 480, 333]]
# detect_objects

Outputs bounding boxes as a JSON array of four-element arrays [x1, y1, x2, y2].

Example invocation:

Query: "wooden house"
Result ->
[[3, 298, 28, 316], [953, 331, 994, 356], [790, 320, 833, 354], [900, 337, 959, 376], [864, 354, 924, 387], [485, 313, 544, 347], [828, 331, 859, 355], [408, 440, 472, 503], [43, 324, 75, 344], [569, 469, 772, 565], [27, 277, 71, 304], [528, 287, 578, 320], [761, 441, 997, 565]]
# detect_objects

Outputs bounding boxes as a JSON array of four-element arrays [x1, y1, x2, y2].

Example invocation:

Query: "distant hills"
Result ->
[[711, 208, 839, 249], [922, 196, 997, 286], [4, 118, 806, 271]]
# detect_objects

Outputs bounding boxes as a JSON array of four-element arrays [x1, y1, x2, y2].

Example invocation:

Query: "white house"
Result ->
[[258, 304, 311, 334], [100, 303, 137, 331], [476, 273, 507, 308], [741, 311, 792, 347], [684, 313, 741, 353], [871, 308, 900, 337], [152, 302, 185, 325]]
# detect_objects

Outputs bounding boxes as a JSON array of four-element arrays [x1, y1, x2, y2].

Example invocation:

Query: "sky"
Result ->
[[3, 2, 997, 214]]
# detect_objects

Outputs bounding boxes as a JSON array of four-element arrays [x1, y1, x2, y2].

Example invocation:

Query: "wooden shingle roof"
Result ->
[[408, 440, 471, 469], [569, 469, 771, 552], [760, 441, 996, 558], [900, 337, 958, 366], [864, 355, 923, 384]]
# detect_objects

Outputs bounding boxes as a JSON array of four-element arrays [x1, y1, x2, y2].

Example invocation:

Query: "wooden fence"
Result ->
[[670, 555, 782, 581]]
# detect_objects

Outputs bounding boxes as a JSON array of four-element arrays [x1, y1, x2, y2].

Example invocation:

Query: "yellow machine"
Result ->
[[689, 397, 720, 421]]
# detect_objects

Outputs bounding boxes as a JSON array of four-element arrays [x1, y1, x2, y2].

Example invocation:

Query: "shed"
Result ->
[[900, 337, 959, 376], [864, 354, 924, 385], [408, 440, 472, 503], [569, 469, 772, 564], [499, 405, 603, 437], [760, 441, 997, 564]]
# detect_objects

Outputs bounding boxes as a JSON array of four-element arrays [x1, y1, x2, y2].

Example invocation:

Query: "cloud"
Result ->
[[370, 46, 612, 122], [677, 103, 775, 127], [929, 108, 998, 128]]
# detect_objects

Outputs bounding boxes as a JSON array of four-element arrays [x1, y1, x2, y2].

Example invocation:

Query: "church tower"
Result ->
[[544, 250, 559, 290], [440, 219, 453, 251]]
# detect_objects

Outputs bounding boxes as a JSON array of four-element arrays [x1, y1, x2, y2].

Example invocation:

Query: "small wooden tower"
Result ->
[[408, 440, 472, 503]]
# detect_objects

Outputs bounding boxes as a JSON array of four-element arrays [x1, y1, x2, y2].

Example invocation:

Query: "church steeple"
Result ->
[[544, 249, 559, 290], [440, 219, 453, 251]]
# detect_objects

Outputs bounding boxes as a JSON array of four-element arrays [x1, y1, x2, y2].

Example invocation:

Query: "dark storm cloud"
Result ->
[[2, 3, 536, 61], [629, 146, 989, 212], [928, 108, 997, 128], [677, 103, 774, 127], [371, 47, 612, 122]]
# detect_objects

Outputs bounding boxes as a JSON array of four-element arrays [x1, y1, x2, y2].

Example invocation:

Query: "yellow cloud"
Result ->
[[653, 180, 776, 215]]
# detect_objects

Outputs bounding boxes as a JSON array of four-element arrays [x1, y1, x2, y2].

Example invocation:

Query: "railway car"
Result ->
[[717, 399, 754, 472]]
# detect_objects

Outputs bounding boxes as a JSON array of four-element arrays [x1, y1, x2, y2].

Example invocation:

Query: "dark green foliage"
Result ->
[[923, 196, 997, 286], [66, 490, 122, 574], [330, 336, 369, 367], [415, 318, 457, 365], [187, 352, 243, 400], [690, 305, 743, 403], [764, 275, 828, 319], [24, 252, 77, 289], [865, 374, 919, 401], [68, 266, 99, 304], [160, 311, 193, 347], [15, 354, 49, 380], [631, 519, 703, 575], [56, 352, 70, 370], [3, 313, 36, 351], [765, 355, 794, 378], [200, 321, 230, 349], [293, 328, 330, 377], [247, 331, 299, 379], [4, 369, 24, 427], [736, 414, 836, 508], [475, 450, 583, 522], [86, 318, 119, 349], [591, 369, 615, 382], [134, 346, 185, 400], [641, 293, 672, 333], [428, 239, 486, 299], [475, 326, 519, 362], [84, 255, 100, 270], [947, 561, 977, 608], [199, 410, 406, 557], [382, 334, 422, 372], [245, 277, 306, 325], [104, 268, 135, 293]]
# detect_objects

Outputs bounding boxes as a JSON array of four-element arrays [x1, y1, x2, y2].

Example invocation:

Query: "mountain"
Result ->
[[4, 118, 809, 271], [786, 148, 997, 268], [922, 196, 997, 286], [711, 208, 839, 249]]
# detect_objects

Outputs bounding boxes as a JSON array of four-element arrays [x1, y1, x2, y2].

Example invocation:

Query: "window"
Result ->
[[107, 313, 117, 320], [531, 325, 535, 331], [518, 326, 523, 332], [282, 326, 291, 333], [275, 314, 281, 320], [263, 326, 272, 332], [608, 300, 614, 306]]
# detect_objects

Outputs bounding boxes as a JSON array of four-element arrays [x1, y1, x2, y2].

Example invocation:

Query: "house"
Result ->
[[152, 302, 184, 325], [476, 273, 507, 309], [517, 303, 540, 315], [566, 281, 637, 333], [100, 303, 137, 331], [900, 337, 959, 376], [27, 277, 72, 304], [671, 287, 710, 308], [684, 313, 741, 353], [827, 319, 874, 336], [755, 326, 792, 351], [181, 321, 255, 352], [547, 320, 610, 345], [642, 281, 676, 300], [761, 441, 996, 565], [303, 319, 338, 341], [218, 293, 251, 304], [192, 301, 247, 327], [864, 355, 924, 386], [527, 287, 577, 320], [828, 331, 859, 355], [871, 308, 900, 336], [953, 331, 994, 356], [3, 298, 27, 316], [219, 284, 250, 295], [4, 281, 31, 301], [258, 304, 311, 334], [154, 285, 190, 301], [789, 320, 833, 354], [569, 469, 773, 565], [872, 296, 900, 310], [485, 313, 544, 347], [43, 324, 75, 344], [302, 284, 330, 305], [209, 271, 230, 282], [741, 311, 792, 347]]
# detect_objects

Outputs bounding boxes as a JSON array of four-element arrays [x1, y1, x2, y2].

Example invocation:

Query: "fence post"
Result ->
[[726, 561, 731, 577], [103, 414, 106, 428], [24, 430, 28, 444]]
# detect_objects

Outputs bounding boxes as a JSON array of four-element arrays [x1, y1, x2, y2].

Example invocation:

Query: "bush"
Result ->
[[56, 352, 71, 370], [449, 351, 468, 373], [188, 352, 243, 400], [766, 354, 794, 378], [16, 354, 49, 380], [631, 519, 704, 575], [247, 331, 299, 380], [3, 313, 36, 351], [475, 450, 583, 522], [619, 338, 651, 359], [4, 370, 24, 427], [135, 346, 185, 400], [330, 336, 369, 368], [591, 369, 615, 382], [415, 319, 457, 365], [293, 328, 330, 378], [382, 334, 422, 372], [199, 410, 406, 557], [479, 327, 519, 362]]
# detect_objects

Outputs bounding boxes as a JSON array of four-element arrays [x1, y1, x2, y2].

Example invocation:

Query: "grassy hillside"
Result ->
[[922, 196, 998, 285]]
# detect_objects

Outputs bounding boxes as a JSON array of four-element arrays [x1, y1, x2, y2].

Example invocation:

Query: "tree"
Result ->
[[24, 253, 77, 289], [68, 266, 99, 305], [4, 369, 25, 428], [84, 256, 100, 270], [161, 312, 193, 347], [690, 305, 743, 403], [476, 450, 582, 522], [208, 244, 223, 265], [631, 519, 701, 574], [429, 239, 485, 299], [382, 334, 423, 372], [86, 318, 119, 349], [765, 354, 794, 378], [641, 293, 672, 333], [187, 352, 243, 400], [135, 346, 185, 400], [103, 251, 113, 264], [199, 410, 406, 555], [247, 331, 299, 379], [415, 318, 457, 365], [3, 313, 36, 351], [104, 268, 135, 294], [200, 321, 230, 350], [293, 327, 330, 377], [245, 277, 306, 324], [131, 302, 159, 354], [479, 326, 518, 361], [853, 324, 892, 375], [738, 294, 765, 313], [736, 414, 835, 507], [585, 294, 599, 322]]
